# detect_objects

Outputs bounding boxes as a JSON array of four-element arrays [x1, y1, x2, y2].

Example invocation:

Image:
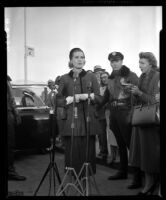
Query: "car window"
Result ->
[[14, 97, 22, 106], [26, 97, 35, 106], [21, 95, 35, 107], [12, 88, 44, 107]]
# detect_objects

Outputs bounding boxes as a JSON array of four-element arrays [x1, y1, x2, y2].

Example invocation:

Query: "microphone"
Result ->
[[73, 71, 79, 81], [87, 82, 92, 91], [87, 82, 92, 105], [74, 107, 78, 118]]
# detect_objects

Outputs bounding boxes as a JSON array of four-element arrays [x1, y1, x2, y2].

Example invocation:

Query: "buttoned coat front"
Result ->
[[57, 69, 101, 137]]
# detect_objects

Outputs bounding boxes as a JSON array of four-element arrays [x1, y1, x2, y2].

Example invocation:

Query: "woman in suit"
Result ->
[[129, 52, 160, 195], [57, 48, 101, 176]]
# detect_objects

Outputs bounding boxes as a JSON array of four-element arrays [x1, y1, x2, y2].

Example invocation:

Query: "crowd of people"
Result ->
[[7, 48, 160, 196]]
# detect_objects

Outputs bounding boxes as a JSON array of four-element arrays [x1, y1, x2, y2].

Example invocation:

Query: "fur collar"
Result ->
[[68, 69, 87, 78], [108, 65, 130, 79], [139, 68, 158, 90]]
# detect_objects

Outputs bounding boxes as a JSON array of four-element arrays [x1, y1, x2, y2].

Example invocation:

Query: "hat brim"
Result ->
[[94, 69, 105, 73], [110, 57, 123, 61], [48, 82, 54, 85]]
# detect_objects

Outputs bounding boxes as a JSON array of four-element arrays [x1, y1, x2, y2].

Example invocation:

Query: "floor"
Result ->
[[7, 150, 143, 196], [7, 138, 161, 197]]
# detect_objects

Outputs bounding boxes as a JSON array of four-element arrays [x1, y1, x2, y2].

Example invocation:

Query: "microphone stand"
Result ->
[[77, 85, 100, 196], [34, 108, 64, 196], [56, 77, 84, 196]]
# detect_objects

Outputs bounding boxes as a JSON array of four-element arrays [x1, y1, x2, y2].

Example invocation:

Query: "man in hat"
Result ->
[[98, 52, 142, 189], [40, 87, 48, 105], [46, 79, 57, 109], [93, 66, 109, 160], [93, 65, 105, 85], [46, 79, 59, 151], [7, 75, 26, 181]]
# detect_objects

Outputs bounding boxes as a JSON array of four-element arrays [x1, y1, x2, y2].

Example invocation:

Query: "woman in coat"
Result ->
[[57, 48, 101, 176], [129, 52, 160, 195]]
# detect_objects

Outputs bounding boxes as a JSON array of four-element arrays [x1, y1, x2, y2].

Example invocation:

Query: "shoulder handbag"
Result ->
[[131, 102, 160, 127]]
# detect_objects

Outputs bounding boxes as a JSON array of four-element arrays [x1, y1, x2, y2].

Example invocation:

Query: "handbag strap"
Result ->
[[130, 93, 134, 109]]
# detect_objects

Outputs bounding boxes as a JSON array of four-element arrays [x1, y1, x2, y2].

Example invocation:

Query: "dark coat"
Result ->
[[129, 69, 160, 173], [57, 69, 101, 137], [7, 78, 19, 166], [46, 90, 57, 109], [97, 86, 108, 120], [100, 65, 139, 106], [137, 68, 159, 104]]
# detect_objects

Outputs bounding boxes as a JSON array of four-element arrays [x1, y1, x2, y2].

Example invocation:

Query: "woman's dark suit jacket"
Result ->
[[57, 69, 101, 137]]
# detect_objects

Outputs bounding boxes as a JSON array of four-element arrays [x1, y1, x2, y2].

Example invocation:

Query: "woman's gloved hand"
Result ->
[[90, 93, 95, 100], [79, 94, 88, 101], [66, 96, 74, 105]]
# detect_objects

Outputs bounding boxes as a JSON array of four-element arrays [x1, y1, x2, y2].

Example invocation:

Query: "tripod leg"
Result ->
[[85, 165, 89, 196], [80, 177, 86, 194], [48, 166, 52, 196], [52, 165, 56, 196], [34, 163, 51, 196], [56, 169, 70, 195], [53, 164, 66, 196], [88, 166, 93, 195], [73, 170, 84, 194], [78, 163, 85, 179], [88, 165, 100, 195], [53, 163, 61, 185], [56, 168, 84, 196]]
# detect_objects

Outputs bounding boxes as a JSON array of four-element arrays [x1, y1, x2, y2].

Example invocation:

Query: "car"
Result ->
[[11, 84, 52, 152]]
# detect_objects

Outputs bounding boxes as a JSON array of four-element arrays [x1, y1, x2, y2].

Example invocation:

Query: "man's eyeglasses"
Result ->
[[101, 76, 108, 79]]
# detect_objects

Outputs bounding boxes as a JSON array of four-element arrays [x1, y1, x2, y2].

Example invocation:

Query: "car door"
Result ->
[[13, 87, 51, 150]]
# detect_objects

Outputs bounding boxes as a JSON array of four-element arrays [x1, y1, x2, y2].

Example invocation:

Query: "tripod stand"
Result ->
[[56, 76, 84, 196], [34, 109, 64, 196], [77, 84, 100, 196]]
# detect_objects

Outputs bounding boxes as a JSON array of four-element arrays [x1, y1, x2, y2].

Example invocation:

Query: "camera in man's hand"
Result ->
[[120, 78, 133, 89], [121, 82, 134, 93], [121, 82, 133, 88]]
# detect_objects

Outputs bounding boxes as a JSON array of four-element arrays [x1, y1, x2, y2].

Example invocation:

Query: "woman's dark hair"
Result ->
[[139, 52, 158, 69], [69, 48, 85, 60], [55, 76, 61, 85]]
